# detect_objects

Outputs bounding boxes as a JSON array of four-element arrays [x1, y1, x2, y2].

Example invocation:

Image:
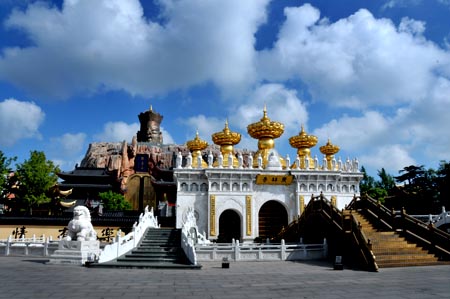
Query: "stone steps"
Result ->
[[88, 228, 201, 269], [352, 212, 442, 268]]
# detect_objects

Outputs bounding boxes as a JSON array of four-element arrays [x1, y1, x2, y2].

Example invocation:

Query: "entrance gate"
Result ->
[[258, 200, 288, 240], [218, 210, 241, 243]]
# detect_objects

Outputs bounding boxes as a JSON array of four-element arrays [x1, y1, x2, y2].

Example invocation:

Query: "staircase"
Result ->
[[89, 228, 201, 269], [353, 211, 443, 268]]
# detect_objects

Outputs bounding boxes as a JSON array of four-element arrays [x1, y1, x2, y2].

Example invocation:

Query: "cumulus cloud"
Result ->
[[48, 132, 87, 170], [313, 111, 390, 152], [0, 98, 45, 146], [50, 132, 86, 157], [0, 0, 268, 99], [94, 121, 139, 142], [360, 144, 416, 174], [178, 115, 224, 144], [175, 84, 309, 152], [258, 4, 450, 108]]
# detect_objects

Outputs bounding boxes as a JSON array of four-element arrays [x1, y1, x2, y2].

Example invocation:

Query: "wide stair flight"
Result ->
[[91, 228, 201, 269], [352, 211, 441, 268]]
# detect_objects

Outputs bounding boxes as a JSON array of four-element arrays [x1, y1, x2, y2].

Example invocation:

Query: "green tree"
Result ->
[[435, 161, 450, 210], [98, 190, 131, 211], [15, 151, 59, 215], [0, 151, 17, 210], [359, 166, 390, 203], [394, 165, 438, 213], [375, 168, 395, 192]]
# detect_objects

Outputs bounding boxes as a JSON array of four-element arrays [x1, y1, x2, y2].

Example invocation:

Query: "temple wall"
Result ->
[[174, 167, 362, 242]]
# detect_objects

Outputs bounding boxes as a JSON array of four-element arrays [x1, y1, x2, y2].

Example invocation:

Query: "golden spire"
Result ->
[[320, 139, 340, 170], [247, 105, 285, 168], [186, 131, 208, 168], [289, 125, 318, 169], [212, 120, 241, 168]]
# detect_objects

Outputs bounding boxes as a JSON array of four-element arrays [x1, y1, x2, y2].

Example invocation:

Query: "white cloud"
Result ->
[[0, 98, 45, 146], [313, 111, 390, 152], [94, 121, 139, 142], [50, 132, 86, 157], [360, 144, 416, 175], [0, 0, 269, 99], [258, 4, 450, 108], [160, 126, 175, 145], [48, 132, 87, 170], [178, 115, 224, 145], [398, 17, 426, 36]]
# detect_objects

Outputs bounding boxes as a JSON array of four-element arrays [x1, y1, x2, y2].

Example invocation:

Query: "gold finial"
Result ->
[[186, 131, 208, 168], [212, 120, 241, 168], [320, 138, 340, 170], [247, 105, 285, 168], [289, 124, 318, 169]]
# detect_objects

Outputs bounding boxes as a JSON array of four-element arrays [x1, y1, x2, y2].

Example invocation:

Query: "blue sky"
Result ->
[[1, 0, 450, 177]]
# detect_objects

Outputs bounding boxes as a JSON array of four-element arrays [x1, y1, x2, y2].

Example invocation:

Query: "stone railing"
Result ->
[[430, 207, 450, 230], [181, 208, 211, 265], [97, 206, 159, 263], [0, 235, 59, 256], [195, 239, 327, 261]]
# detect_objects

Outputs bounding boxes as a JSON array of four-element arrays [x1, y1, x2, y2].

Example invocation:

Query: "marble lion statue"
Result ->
[[65, 206, 97, 241]]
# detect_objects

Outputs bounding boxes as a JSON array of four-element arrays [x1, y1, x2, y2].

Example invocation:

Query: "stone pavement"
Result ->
[[0, 257, 449, 299]]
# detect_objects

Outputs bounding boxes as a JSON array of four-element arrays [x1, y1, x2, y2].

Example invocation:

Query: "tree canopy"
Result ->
[[14, 151, 60, 215], [0, 150, 17, 208], [361, 161, 450, 214], [98, 190, 132, 211]]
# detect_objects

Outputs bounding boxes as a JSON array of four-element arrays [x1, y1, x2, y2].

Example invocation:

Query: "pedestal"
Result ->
[[48, 240, 100, 265]]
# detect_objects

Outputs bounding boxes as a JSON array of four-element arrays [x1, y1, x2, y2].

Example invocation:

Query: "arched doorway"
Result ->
[[218, 210, 241, 243], [258, 200, 288, 240]]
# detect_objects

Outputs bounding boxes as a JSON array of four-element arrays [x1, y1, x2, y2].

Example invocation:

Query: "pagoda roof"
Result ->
[[57, 183, 114, 190], [58, 167, 116, 184]]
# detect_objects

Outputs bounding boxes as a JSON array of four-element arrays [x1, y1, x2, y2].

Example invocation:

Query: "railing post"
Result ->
[[234, 240, 240, 261], [44, 237, 49, 256], [281, 239, 286, 260], [6, 235, 11, 256]]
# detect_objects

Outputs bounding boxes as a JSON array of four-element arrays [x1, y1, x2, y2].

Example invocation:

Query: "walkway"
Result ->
[[0, 257, 449, 298]]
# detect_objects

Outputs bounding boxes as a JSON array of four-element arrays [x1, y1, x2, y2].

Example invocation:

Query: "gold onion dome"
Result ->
[[247, 105, 285, 168], [247, 106, 284, 140], [186, 131, 208, 152], [186, 131, 208, 168], [289, 125, 318, 149], [320, 139, 340, 156], [289, 125, 318, 169], [212, 120, 241, 146], [212, 120, 241, 168], [320, 139, 340, 170]]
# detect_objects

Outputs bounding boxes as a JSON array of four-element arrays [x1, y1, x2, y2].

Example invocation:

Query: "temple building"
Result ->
[[58, 105, 362, 241]]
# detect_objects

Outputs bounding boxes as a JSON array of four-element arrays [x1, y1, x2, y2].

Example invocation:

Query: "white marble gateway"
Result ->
[[174, 156, 361, 243]]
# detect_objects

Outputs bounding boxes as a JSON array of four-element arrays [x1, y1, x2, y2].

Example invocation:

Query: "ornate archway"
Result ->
[[258, 200, 288, 240], [218, 209, 241, 243]]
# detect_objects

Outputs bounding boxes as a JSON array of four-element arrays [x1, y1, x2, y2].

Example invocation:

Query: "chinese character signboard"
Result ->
[[135, 154, 149, 173], [255, 174, 293, 185]]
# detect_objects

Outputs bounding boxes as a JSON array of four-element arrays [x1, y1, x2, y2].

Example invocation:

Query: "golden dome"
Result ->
[[186, 131, 208, 168], [289, 125, 318, 169], [320, 139, 340, 156], [247, 106, 284, 140], [320, 139, 340, 170], [212, 120, 241, 146], [289, 125, 318, 149], [186, 131, 208, 152]]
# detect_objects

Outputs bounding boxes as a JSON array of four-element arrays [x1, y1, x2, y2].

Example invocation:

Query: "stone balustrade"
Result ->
[[195, 239, 327, 261]]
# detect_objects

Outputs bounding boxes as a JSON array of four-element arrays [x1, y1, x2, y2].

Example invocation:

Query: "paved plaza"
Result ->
[[0, 257, 449, 299]]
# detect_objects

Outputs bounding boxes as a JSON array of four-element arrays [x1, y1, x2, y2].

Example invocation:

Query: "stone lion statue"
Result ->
[[65, 206, 97, 241]]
